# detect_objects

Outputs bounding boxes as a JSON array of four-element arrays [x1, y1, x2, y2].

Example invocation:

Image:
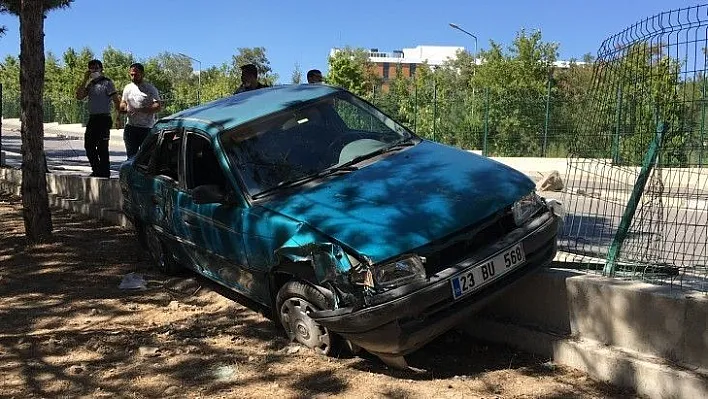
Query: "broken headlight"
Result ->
[[373, 255, 426, 289], [512, 191, 544, 226]]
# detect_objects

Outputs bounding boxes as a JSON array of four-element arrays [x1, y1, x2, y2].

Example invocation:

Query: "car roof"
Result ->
[[153, 84, 342, 137]]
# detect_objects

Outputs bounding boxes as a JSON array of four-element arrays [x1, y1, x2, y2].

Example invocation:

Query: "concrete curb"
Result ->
[[0, 167, 130, 228], [463, 319, 708, 399], [1, 118, 125, 142], [463, 268, 707, 399]]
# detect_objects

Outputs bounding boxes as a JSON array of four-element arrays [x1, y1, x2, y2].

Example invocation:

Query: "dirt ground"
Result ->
[[0, 192, 638, 398]]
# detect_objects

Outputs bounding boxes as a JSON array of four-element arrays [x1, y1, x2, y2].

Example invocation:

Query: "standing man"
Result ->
[[75, 59, 120, 178], [234, 63, 268, 94], [306, 69, 323, 84], [119, 63, 161, 158]]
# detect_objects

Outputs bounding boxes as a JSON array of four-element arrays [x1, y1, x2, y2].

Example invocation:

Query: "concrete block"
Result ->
[[477, 268, 579, 334], [464, 318, 708, 399], [2, 168, 127, 228], [683, 295, 708, 368], [566, 276, 705, 367], [462, 317, 560, 356], [554, 338, 708, 399]]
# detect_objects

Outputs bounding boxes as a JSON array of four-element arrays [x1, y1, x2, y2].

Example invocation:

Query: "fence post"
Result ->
[[700, 76, 706, 166], [432, 77, 437, 142], [371, 85, 377, 131], [413, 80, 418, 134], [483, 87, 490, 156], [612, 86, 623, 165], [604, 122, 666, 276], [542, 74, 553, 157]]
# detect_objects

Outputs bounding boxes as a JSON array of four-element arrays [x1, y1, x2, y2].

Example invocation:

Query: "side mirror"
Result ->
[[192, 184, 229, 204]]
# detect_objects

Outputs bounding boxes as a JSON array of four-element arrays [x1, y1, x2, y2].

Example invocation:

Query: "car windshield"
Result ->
[[221, 91, 416, 197]]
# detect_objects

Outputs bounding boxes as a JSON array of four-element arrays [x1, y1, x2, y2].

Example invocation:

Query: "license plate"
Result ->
[[450, 244, 526, 300]]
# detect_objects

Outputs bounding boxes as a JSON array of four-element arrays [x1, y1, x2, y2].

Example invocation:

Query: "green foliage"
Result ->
[[327, 47, 379, 97], [199, 63, 236, 102], [471, 29, 559, 156], [231, 47, 278, 86], [0, 55, 20, 116], [0, 0, 72, 14], [0, 46, 278, 122], [291, 63, 302, 84], [0, 29, 695, 164], [0, 0, 73, 34], [575, 42, 689, 166]]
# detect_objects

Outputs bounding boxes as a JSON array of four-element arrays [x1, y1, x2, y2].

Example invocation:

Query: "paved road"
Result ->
[[1, 128, 127, 178], [558, 188, 708, 292]]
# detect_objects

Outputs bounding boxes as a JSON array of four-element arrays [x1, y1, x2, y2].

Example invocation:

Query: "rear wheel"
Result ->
[[144, 225, 180, 275], [276, 281, 339, 356]]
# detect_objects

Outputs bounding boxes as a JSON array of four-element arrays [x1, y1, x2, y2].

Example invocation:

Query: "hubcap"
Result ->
[[280, 297, 331, 355]]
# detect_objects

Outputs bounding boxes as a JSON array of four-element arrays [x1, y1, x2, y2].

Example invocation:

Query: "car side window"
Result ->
[[185, 133, 227, 190], [134, 134, 158, 173], [153, 130, 182, 181]]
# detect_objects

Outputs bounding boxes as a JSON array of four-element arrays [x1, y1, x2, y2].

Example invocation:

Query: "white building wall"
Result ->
[[330, 46, 588, 68], [330, 45, 464, 66]]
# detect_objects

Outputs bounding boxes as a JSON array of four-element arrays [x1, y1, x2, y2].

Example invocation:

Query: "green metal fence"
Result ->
[[3, 84, 591, 158], [0, 94, 190, 127], [559, 5, 708, 293]]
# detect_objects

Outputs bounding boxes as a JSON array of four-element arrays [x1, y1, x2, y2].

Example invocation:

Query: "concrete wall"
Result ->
[[464, 268, 708, 399], [0, 168, 129, 227]]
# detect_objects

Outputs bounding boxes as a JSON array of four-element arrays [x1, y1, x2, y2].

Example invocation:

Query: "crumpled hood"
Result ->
[[259, 141, 534, 263]]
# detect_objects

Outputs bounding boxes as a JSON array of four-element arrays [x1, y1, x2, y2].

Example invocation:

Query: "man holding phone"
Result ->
[[75, 59, 121, 178], [119, 63, 161, 158]]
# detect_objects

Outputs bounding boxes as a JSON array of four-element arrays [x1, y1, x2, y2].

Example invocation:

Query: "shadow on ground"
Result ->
[[0, 192, 634, 398]]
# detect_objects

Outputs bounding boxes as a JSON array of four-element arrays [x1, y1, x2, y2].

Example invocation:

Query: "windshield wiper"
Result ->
[[335, 137, 416, 170], [252, 165, 358, 199]]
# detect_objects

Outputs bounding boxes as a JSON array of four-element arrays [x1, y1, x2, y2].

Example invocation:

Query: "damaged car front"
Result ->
[[309, 192, 558, 368], [219, 88, 561, 367], [262, 189, 558, 368]]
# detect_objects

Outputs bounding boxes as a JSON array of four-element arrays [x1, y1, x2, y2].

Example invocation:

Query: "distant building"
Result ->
[[329, 45, 589, 86], [330, 45, 465, 82]]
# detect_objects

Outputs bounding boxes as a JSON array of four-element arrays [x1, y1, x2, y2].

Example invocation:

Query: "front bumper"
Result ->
[[311, 210, 559, 358]]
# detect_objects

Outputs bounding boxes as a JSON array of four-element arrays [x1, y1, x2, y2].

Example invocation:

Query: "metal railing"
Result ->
[[560, 5, 708, 293]]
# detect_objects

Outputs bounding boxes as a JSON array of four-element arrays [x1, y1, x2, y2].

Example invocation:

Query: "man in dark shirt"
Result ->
[[75, 59, 120, 178], [307, 69, 323, 84], [234, 63, 268, 94]]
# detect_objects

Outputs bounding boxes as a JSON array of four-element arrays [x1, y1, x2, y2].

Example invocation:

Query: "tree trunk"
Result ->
[[19, 0, 52, 243]]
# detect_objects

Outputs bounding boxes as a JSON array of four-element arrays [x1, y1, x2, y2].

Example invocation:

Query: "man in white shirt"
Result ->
[[119, 63, 161, 158]]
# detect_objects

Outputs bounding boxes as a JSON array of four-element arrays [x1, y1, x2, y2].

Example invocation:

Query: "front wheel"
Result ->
[[276, 281, 339, 356]]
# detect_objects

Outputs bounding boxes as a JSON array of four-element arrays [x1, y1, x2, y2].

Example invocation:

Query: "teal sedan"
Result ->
[[119, 85, 560, 368]]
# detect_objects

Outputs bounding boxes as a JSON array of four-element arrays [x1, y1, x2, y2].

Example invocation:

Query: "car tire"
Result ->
[[276, 280, 340, 356], [144, 224, 180, 275]]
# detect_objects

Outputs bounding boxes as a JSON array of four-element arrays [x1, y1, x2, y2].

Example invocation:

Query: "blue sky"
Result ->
[[0, 0, 697, 83]]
